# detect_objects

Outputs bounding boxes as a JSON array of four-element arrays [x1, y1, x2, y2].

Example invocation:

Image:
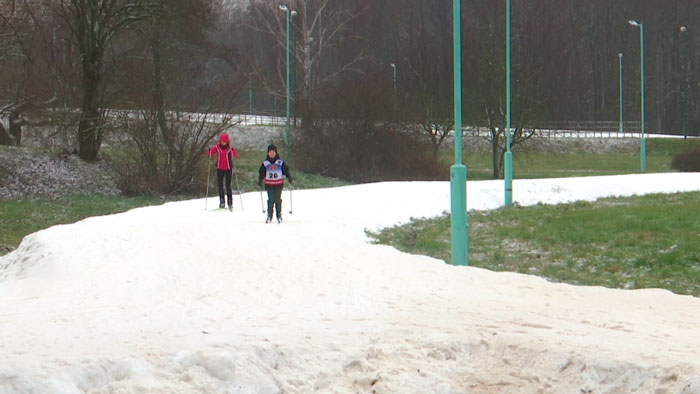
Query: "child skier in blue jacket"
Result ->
[[257, 144, 292, 223]]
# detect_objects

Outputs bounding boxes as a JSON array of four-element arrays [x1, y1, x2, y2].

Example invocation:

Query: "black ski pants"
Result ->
[[217, 169, 233, 207], [266, 187, 283, 218]]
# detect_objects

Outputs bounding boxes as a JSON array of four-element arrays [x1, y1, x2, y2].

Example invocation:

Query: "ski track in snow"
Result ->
[[1, 174, 700, 393]]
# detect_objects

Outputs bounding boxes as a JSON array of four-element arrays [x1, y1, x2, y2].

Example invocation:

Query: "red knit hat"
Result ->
[[220, 134, 230, 144]]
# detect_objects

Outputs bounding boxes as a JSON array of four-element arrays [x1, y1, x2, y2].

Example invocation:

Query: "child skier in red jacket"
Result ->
[[208, 134, 239, 210]]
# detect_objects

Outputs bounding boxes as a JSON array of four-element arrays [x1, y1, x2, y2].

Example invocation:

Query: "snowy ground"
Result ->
[[2, 174, 700, 394]]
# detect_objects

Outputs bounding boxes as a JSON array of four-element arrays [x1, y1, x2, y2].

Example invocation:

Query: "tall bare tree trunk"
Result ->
[[77, 63, 102, 161], [492, 128, 503, 179], [150, 12, 176, 180], [57, 0, 157, 161], [0, 123, 12, 145], [151, 14, 174, 148]]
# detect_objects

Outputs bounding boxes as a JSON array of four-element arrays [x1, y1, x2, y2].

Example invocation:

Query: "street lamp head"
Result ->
[[680, 26, 687, 32], [279, 5, 288, 11], [618, 52, 623, 58], [628, 20, 640, 27], [291, 10, 297, 16]]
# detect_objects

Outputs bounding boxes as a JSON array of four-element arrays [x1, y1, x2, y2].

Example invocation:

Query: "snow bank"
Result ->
[[2, 174, 700, 393]]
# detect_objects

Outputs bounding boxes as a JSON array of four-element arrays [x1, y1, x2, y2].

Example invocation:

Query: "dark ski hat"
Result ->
[[267, 144, 277, 152]]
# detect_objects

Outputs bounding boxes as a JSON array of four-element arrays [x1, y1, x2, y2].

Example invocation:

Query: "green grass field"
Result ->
[[368, 191, 700, 297], [458, 138, 700, 180], [381, 138, 700, 296], [0, 195, 164, 254]]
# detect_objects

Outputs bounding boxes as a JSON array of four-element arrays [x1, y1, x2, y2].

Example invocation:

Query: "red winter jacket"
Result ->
[[208, 137, 238, 170]]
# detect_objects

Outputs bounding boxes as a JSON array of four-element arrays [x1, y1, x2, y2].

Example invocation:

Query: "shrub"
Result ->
[[671, 149, 700, 172], [294, 122, 447, 183], [294, 69, 448, 183], [109, 111, 228, 195]]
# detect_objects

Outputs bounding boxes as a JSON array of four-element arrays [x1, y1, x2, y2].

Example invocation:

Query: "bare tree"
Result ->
[[391, 0, 454, 162], [109, 0, 247, 195], [54, 0, 157, 161], [460, 0, 571, 178], [0, 0, 59, 146], [248, 0, 369, 124]]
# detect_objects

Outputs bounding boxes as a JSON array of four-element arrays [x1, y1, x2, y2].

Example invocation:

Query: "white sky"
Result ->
[[2, 173, 700, 394]]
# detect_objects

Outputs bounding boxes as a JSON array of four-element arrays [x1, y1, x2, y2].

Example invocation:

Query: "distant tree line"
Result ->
[[1, 0, 699, 163]]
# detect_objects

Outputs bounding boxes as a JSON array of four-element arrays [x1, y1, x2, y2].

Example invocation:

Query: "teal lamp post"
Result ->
[[504, 0, 513, 206], [629, 20, 646, 172], [451, 0, 468, 266], [279, 5, 296, 158], [619, 53, 624, 134], [249, 74, 253, 116], [681, 26, 688, 140], [390, 63, 397, 110]]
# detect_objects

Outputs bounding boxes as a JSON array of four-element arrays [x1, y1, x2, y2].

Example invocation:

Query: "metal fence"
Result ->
[[459, 121, 695, 139], [231, 113, 289, 127], [531, 121, 643, 138]]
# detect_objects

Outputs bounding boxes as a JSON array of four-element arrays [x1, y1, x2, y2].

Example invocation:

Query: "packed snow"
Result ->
[[2, 173, 700, 394]]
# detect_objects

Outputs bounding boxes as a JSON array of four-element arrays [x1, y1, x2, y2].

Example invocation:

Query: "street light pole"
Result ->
[[248, 73, 253, 116], [619, 52, 624, 134], [451, 0, 468, 266], [629, 20, 646, 173], [280, 5, 296, 159], [504, 0, 513, 207], [390, 63, 397, 110], [681, 26, 688, 140]]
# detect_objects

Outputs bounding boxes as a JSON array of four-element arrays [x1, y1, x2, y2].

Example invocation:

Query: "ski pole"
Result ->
[[288, 183, 293, 214], [259, 184, 266, 213], [204, 158, 211, 211], [232, 161, 244, 211]]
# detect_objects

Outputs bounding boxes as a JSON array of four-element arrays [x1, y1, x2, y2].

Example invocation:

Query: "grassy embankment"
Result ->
[[370, 138, 700, 296]]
